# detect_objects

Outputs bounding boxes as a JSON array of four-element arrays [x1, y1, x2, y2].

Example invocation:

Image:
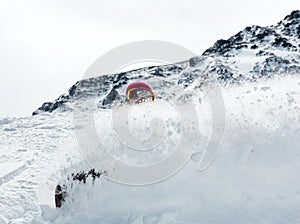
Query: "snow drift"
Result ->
[[0, 10, 300, 224]]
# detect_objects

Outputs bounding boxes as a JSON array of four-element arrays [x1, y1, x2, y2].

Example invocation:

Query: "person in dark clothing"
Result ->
[[82, 172, 87, 184], [88, 169, 97, 185], [55, 185, 64, 208], [88, 169, 105, 185]]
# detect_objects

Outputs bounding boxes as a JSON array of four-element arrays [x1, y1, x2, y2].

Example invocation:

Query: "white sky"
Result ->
[[0, 0, 298, 117]]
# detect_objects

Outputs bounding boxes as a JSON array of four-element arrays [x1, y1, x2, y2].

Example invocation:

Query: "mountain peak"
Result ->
[[283, 10, 300, 22], [33, 10, 300, 115], [278, 10, 300, 38], [203, 10, 299, 57]]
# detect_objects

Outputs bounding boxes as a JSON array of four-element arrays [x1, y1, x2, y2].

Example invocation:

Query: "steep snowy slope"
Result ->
[[1, 76, 300, 223], [0, 10, 300, 224]]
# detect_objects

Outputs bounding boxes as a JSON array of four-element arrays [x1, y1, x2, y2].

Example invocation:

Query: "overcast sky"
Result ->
[[0, 0, 298, 117]]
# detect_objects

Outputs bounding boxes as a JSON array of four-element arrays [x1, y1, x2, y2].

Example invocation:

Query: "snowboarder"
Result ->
[[125, 81, 156, 104], [55, 184, 65, 208]]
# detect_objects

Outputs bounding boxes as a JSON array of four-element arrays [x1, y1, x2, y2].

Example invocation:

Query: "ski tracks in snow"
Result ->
[[0, 114, 73, 223], [127, 211, 179, 224], [0, 159, 34, 186]]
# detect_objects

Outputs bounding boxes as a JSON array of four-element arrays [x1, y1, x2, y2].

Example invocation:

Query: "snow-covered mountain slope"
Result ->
[[0, 10, 300, 224], [1, 76, 300, 223], [33, 10, 300, 115]]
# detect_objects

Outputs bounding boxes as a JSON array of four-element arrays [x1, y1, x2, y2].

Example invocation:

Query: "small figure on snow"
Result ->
[[55, 184, 66, 208]]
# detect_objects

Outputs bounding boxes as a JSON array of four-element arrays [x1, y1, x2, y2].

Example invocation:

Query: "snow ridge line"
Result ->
[[0, 158, 34, 186]]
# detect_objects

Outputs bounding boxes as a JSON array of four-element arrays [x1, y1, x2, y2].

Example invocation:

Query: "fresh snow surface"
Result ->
[[1, 76, 300, 224], [232, 49, 266, 74]]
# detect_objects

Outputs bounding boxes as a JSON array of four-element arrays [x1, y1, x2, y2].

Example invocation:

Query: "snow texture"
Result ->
[[1, 10, 300, 224]]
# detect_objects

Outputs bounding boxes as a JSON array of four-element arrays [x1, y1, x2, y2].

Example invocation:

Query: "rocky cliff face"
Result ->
[[33, 10, 300, 115]]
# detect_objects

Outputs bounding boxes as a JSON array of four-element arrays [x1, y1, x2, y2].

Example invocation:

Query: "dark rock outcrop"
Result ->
[[101, 88, 121, 109]]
